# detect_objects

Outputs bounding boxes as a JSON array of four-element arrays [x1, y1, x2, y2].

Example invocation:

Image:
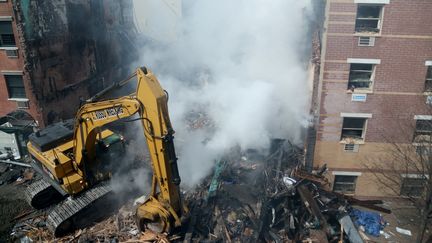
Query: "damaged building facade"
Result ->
[[309, 0, 432, 197], [0, 0, 137, 157]]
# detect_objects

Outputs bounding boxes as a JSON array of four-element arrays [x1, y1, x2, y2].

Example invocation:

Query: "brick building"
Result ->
[[309, 0, 432, 197], [0, 0, 137, 157]]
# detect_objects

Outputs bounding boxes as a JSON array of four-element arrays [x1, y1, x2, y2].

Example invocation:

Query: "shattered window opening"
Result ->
[[355, 5, 382, 33], [4, 74, 26, 99], [0, 21, 16, 47], [341, 117, 367, 140], [400, 177, 425, 197], [425, 66, 432, 92], [333, 175, 357, 194], [348, 63, 374, 90]]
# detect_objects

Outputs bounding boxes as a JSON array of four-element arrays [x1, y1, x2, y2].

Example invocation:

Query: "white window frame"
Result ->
[[341, 113, 373, 118], [339, 113, 372, 143], [354, 0, 390, 4], [347, 58, 381, 64], [332, 171, 362, 176], [413, 116, 432, 143], [0, 16, 12, 21], [424, 62, 432, 92], [347, 59, 380, 92], [355, 4, 385, 34], [414, 115, 432, 120]]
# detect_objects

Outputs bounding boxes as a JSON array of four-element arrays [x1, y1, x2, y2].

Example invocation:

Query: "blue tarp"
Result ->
[[350, 208, 385, 237]]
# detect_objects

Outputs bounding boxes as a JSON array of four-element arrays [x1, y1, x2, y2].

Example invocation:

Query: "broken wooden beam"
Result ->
[[338, 214, 364, 243], [297, 185, 333, 237]]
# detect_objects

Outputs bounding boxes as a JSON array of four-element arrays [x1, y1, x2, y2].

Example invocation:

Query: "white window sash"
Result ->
[[332, 171, 362, 176], [414, 115, 432, 120], [347, 58, 381, 65], [354, 0, 390, 4], [341, 112, 372, 118]]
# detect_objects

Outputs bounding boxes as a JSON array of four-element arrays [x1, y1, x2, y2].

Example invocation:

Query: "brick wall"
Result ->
[[313, 0, 432, 197], [0, 0, 41, 123], [319, 0, 432, 144]]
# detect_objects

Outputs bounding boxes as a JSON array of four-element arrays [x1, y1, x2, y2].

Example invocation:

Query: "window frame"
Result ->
[[425, 62, 432, 92], [400, 176, 426, 197], [413, 116, 432, 143], [0, 20, 16, 47], [347, 59, 380, 92], [4, 74, 26, 99], [341, 117, 368, 141], [355, 4, 385, 34], [333, 175, 358, 194], [348, 63, 376, 90]]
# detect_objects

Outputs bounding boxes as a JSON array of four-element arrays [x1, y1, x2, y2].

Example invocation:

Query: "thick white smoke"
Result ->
[[133, 0, 313, 188]]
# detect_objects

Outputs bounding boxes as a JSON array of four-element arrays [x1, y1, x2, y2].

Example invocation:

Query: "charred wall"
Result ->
[[13, 0, 138, 126]]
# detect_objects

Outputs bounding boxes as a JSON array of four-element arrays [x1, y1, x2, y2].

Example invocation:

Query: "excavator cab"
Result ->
[[27, 121, 125, 208]]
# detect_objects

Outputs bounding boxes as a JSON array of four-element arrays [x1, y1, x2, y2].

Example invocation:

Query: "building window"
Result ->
[[413, 118, 432, 143], [5, 75, 26, 98], [0, 21, 16, 47], [425, 66, 432, 92], [355, 5, 383, 33], [341, 117, 367, 140], [333, 175, 357, 194], [348, 64, 374, 90], [400, 177, 425, 197], [415, 145, 431, 157]]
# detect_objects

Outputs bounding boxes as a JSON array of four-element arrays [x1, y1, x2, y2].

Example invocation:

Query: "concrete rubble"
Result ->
[[6, 139, 399, 242]]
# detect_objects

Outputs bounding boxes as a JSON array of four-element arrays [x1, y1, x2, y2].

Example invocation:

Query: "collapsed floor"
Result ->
[[5, 140, 429, 242]]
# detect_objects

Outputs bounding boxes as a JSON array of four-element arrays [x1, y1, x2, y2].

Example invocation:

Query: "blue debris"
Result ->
[[350, 208, 385, 237], [207, 160, 226, 200]]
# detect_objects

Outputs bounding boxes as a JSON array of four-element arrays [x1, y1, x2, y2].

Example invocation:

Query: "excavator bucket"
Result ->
[[136, 196, 181, 233]]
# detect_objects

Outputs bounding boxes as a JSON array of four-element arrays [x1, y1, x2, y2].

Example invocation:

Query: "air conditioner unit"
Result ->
[[344, 144, 359, 152], [16, 100, 29, 109], [5, 49, 18, 58], [358, 36, 375, 47]]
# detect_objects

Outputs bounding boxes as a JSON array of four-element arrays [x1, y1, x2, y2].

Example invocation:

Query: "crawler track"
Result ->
[[47, 182, 113, 237], [25, 179, 63, 209]]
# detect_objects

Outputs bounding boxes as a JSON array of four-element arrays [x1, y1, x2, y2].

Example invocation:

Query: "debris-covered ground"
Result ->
[[3, 141, 431, 242], [0, 163, 33, 241]]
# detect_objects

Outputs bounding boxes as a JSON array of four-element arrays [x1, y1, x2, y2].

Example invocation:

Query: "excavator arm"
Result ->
[[73, 67, 183, 232]]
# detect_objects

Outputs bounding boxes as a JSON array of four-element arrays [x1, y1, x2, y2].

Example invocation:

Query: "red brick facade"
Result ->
[[0, 1, 41, 122]]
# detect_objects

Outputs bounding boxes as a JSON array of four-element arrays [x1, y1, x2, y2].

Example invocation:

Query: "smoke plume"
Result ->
[[132, 0, 314, 188]]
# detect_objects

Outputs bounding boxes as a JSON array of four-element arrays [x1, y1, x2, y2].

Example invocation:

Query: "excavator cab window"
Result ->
[[96, 133, 125, 165]]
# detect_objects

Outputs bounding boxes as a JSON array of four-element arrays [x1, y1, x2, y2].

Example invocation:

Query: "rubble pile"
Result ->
[[10, 139, 393, 242], [181, 139, 391, 242]]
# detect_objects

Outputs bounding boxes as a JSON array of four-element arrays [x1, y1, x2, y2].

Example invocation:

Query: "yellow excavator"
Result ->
[[26, 67, 183, 236]]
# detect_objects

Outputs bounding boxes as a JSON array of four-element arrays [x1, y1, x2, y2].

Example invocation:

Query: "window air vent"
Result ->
[[5, 49, 18, 58], [16, 100, 29, 109], [358, 36, 375, 47], [344, 144, 359, 152]]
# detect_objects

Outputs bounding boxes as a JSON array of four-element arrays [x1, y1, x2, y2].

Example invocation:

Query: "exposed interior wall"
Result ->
[[13, 0, 138, 126]]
